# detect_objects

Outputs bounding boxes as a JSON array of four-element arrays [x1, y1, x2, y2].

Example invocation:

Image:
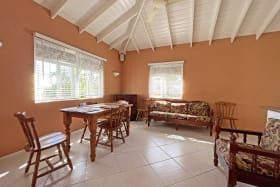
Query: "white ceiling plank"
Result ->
[[96, 6, 138, 43], [165, 5, 173, 49], [190, 0, 195, 47], [256, 0, 280, 40], [140, 14, 154, 52], [131, 38, 140, 53], [123, 0, 147, 52], [79, 0, 116, 34], [51, 0, 68, 19], [208, 0, 222, 45], [230, 0, 253, 43]]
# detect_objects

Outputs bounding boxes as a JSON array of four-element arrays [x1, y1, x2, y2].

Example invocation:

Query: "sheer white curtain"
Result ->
[[149, 61, 184, 99], [34, 33, 105, 103]]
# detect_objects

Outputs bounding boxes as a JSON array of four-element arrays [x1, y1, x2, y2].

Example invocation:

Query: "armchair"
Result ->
[[214, 118, 280, 187]]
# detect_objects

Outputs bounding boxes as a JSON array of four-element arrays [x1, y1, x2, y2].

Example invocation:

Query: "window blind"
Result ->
[[149, 61, 184, 99], [34, 33, 105, 103]]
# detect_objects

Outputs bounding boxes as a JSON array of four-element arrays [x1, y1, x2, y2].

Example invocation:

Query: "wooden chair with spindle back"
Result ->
[[96, 106, 126, 152], [14, 112, 73, 187], [215, 101, 237, 129]]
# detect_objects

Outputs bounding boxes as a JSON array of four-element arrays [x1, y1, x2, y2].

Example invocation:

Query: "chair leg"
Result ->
[[61, 142, 73, 170], [31, 151, 41, 187], [119, 128, 125, 143], [110, 131, 113, 152], [96, 127, 103, 146], [214, 146, 218, 166], [80, 123, 88, 143], [57, 144, 63, 160], [25, 151, 34, 173]]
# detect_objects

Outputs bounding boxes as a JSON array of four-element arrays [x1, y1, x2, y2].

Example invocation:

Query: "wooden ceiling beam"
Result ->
[[131, 38, 140, 53], [256, 0, 280, 40], [208, 0, 222, 45], [190, 0, 195, 47], [140, 14, 155, 52], [96, 6, 138, 43], [109, 18, 136, 50], [51, 0, 68, 19], [165, 4, 173, 49], [79, 0, 116, 34], [230, 0, 253, 43], [123, 0, 147, 52]]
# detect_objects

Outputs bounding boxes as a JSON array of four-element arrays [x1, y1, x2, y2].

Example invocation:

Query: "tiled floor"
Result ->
[[0, 121, 256, 187]]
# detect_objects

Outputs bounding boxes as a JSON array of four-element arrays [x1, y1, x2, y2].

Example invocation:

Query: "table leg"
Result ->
[[126, 106, 131, 136], [88, 116, 97, 161], [63, 113, 72, 152]]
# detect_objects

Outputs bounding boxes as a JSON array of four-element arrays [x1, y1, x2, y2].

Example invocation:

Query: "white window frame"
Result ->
[[34, 33, 106, 103], [148, 61, 184, 99]]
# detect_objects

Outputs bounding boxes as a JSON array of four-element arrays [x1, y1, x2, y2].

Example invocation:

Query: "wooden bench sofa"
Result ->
[[147, 100, 214, 136]]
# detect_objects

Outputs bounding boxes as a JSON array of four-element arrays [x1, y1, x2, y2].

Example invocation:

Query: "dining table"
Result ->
[[60, 103, 132, 161]]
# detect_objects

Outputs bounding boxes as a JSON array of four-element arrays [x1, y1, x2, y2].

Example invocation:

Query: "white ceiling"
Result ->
[[33, 0, 280, 53]]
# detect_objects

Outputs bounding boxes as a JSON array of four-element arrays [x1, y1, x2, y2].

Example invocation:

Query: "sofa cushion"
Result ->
[[186, 114, 211, 123], [150, 111, 172, 118], [216, 139, 280, 178], [153, 101, 171, 112], [186, 101, 210, 116], [260, 118, 280, 152], [170, 103, 187, 113]]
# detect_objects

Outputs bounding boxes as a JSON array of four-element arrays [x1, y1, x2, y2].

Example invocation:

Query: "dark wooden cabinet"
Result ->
[[113, 94, 137, 121]]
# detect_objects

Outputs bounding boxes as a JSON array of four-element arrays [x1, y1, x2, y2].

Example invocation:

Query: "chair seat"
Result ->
[[38, 132, 66, 150], [216, 139, 280, 178]]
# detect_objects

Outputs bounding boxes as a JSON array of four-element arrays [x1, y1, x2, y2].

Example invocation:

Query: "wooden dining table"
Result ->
[[60, 103, 132, 161]]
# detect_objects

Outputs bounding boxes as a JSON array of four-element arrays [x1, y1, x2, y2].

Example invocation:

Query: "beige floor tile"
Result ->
[[114, 151, 148, 171], [151, 159, 193, 186], [140, 146, 171, 164]]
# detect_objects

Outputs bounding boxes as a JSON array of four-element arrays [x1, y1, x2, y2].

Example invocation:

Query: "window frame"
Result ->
[[148, 61, 184, 99], [34, 33, 106, 103]]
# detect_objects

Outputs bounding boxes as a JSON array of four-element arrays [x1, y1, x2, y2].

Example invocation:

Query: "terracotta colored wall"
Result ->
[[122, 32, 280, 132], [0, 0, 121, 156]]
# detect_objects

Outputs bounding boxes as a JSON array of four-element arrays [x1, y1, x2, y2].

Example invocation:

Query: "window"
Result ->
[[149, 61, 184, 99], [34, 33, 105, 103]]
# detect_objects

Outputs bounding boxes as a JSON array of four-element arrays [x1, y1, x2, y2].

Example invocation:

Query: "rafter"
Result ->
[[208, 0, 222, 45], [190, 0, 195, 47], [51, 0, 68, 19], [230, 0, 253, 43], [131, 38, 140, 53], [97, 6, 138, 43], [123, 0, 147, 52], [256, 0, 280, 40], [110, 34, 128, 50], [164, 4, 173, 49], [140, 14, 154, 52], [79, 0, 116, 34], [109, 18, 136, 50]]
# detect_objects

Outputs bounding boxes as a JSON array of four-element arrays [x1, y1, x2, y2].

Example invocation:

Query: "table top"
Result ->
[[60, 103, 131, 114]]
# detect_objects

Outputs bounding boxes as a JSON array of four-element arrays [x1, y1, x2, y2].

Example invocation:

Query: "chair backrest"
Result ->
[[14, 112, 40, 151], [215, 101, 236, 119], [109, 106, 125, 128]]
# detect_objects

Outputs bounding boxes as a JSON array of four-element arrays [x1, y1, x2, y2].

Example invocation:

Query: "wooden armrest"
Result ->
[[221, 128, 262, 136], [216, 128, 263, 145], [232, 143, 280, 159]]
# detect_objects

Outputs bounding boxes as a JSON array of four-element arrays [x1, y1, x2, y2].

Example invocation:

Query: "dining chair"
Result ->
[[14, 112, 73, 187], [215, 101, 237, 129], [96, 106, 126, 152]]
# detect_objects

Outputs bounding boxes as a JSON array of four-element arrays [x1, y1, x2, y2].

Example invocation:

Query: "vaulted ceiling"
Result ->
[[34, 0, 280, 53]]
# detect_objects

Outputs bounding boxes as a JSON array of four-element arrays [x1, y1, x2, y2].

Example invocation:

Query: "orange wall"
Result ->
[[122, 32, 280, 132], [0, 0, 121, 156]]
